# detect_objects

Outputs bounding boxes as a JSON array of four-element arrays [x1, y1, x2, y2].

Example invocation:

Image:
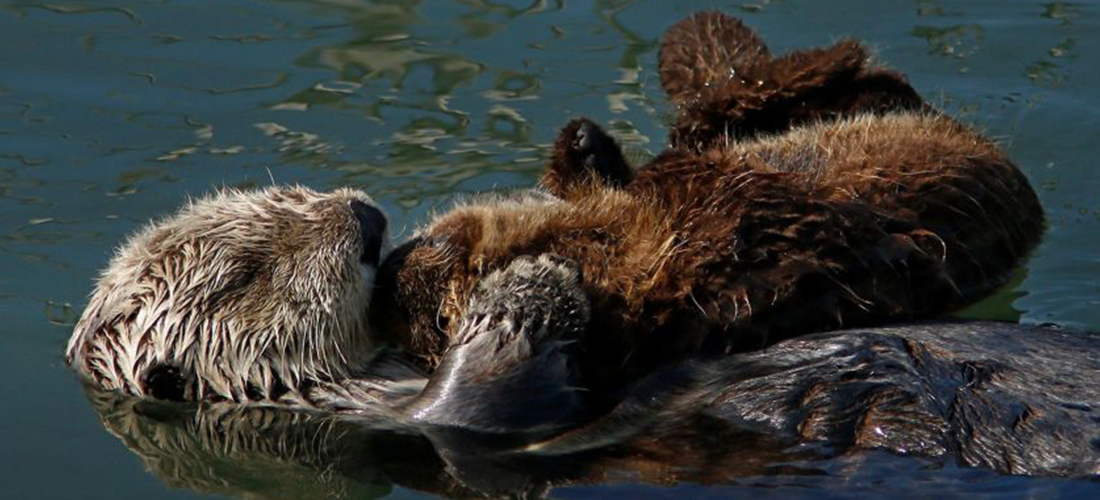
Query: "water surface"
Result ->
[[2, 0, 1099, 498]]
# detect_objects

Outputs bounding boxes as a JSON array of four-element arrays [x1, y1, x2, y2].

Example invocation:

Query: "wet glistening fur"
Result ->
[[64, 11, 1100, 479]]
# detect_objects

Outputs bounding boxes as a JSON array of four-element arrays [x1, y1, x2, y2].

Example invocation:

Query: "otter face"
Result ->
[[67, 186, 390, 402]]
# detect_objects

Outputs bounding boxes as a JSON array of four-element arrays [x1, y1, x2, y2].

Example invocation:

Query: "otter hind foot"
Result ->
[[659, 11, 923, 149], [405, 254, 591, 433], [658, 10, 772, 104]]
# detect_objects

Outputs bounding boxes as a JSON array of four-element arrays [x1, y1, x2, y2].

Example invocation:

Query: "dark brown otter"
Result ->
[[372, 13, 1044, 396], [375, 111, 1044, 397]]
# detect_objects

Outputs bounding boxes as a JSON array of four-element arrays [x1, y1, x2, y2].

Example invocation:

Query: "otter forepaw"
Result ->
[[541, 118, 633, 197]]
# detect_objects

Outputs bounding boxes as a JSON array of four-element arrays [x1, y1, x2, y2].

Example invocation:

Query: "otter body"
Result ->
[[615, 321, 1100, 477], [378, 112, 1042, 390], [84, 315, 1100, 487], [514, 317, 1100, 479], [78, 254, 1100, 482], [375, 14, 1043, 391]]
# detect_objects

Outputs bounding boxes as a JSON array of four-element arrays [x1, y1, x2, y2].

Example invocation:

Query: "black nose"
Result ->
[[350, 200, 387, 268]]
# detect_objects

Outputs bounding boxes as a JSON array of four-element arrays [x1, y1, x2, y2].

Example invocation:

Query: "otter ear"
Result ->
[[658, 11, 772, 106], [541, 118, 633, 198]]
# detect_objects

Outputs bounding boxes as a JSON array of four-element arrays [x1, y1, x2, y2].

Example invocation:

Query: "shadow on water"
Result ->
[[2, 0, 1100, 499]]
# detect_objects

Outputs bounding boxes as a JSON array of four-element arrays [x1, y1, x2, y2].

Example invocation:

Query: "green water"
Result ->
[[1, 0, 1098, 498]]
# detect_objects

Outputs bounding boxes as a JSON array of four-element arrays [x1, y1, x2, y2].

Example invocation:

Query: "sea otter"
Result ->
[[78, 317, 1100, 497], [64, 9, 1089, 480], [376, 115, 1043, 395], [67, 12, 1044, 407], [372, 13, 1044, 395], [63, 184, 587, 422], [66, 186, 391, 402]]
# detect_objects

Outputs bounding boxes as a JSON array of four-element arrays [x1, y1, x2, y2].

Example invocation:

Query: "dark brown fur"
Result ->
[[375, 112, 1044, 394], [659, 11, 924, 150], [373, 14, 1043, 393]]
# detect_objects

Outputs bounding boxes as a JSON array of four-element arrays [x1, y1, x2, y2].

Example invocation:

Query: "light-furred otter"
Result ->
[[66, 186, 391, 402], [64, 184, 587, 434], [66, 199, 592, 431]]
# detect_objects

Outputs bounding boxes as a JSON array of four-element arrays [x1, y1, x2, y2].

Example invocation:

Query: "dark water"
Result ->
[[1, 0, 1098, 498]]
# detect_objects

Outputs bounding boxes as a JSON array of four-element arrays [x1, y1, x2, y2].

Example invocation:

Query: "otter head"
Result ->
[[66, 186, 389, 402]]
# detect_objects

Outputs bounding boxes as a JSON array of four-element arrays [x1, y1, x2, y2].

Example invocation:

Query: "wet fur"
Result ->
[[659, 11, 924, 150], [379, 112, 1043, 392], [67, 186, 390, 402]]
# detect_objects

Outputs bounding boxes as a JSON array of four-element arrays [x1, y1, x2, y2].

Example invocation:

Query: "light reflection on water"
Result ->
[[1, 0, 1098, 499]]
